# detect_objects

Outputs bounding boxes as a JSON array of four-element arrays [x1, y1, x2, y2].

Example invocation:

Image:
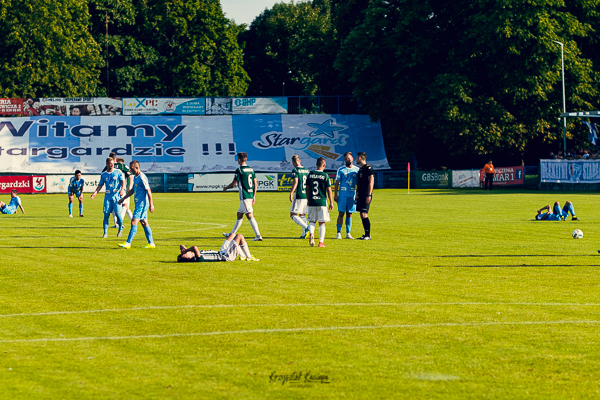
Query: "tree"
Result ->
[[336, 0, 599, 167], [0, 0, 102, 97], [88, 0, 249, 97], [240, 0, 340, 96]]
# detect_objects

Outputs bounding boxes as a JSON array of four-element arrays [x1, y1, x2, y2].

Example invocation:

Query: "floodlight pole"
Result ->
[[553, 40, 567, 152]]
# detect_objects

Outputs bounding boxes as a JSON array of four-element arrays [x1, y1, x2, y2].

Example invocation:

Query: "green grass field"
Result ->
[[1, 189, 600, 399]]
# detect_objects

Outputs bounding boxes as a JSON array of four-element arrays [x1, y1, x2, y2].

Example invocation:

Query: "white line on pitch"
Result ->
[[0, 320, 598, 343], [3, 302, 600, 318]]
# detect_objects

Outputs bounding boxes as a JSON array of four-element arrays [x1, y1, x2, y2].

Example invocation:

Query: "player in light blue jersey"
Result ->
[[68, 170, 85, 217], [0, 189, 25, 215], [118, 160, 155, 249], [334, 152, 359, 239], [91, 157, 125, 238], [535, 201, 579, 221]]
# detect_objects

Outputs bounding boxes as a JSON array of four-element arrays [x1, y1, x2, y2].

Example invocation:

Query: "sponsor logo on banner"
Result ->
[[479, 166, 524, 186], [0, 98, 23, 115], [32, 176, 45, 191], [123, 98, 206, 115], [0, 176, 46, 193], [255, 174, 278, 191], [22, 98, 121, 117], [416, 171, 451, 188], [278, 173, 294, 191], [540, 160, 600, 183], [252, 119, 349, 162], [452, 170, 480, 188]]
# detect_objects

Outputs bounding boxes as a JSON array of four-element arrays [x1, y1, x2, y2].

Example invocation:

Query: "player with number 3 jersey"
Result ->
[[306, 157, 334, 248]]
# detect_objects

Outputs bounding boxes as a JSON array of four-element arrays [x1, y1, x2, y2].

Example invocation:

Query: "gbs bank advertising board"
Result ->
[[0, 115, 389, 174]]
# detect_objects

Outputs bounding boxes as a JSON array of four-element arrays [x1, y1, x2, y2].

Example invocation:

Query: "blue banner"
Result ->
[[0, 115, 389, 173]]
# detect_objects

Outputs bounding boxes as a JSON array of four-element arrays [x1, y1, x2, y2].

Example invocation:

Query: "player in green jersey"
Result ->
[[289, 154, 310, 238], [222, 152, 263, 241], [306, 157, 334, 247], [356, 152, 375, 240]]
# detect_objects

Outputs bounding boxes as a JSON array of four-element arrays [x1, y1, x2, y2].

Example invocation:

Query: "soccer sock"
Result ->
[[292, 215, 308, 229], [103, 213, 110, 235], [68, 203, 73, 215], [309, 222, 316, 235], [143, 225, 154, 244], [302, 215, 308, 226], [231, 219, 243, 234], [336, 224, 342, 234], [319, 224, 326, 243], [119, 209, 127, 223], [126, 209, 133, 220], [126, 225, 138, 243], [345, 216, 352, 234], [249, 217, 261, 237], [362, 217, 371, 236], [79, 203, 83, 215], [116, 213, 124, 231], [112, 211, 118, 226], [567, 203, 576, 217], [241, 243, 252, 258]]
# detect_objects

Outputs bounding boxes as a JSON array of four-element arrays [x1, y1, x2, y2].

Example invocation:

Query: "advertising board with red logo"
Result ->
[[479, 166, 524, 186], [0, 176, 46, 193], [0, 98, 23, 115]]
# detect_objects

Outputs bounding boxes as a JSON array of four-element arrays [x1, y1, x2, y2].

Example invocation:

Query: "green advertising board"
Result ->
[[416, 171, 452, 189]]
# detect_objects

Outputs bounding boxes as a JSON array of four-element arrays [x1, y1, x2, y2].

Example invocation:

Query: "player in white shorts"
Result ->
[[177, 233, 260, 262], [306, 157, 334, 248], [289, 155, 310, 238]]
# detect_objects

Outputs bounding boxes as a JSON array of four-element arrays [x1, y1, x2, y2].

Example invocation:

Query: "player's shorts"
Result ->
[[68, 189, 82, 197], [132, 202, 149, 220], [103, 197, 122, 214], [290, 198, 308, 214], [121, 196, 130, 208], [337, 195, 356, 213], [308, 206, 330, 223], [219, 239, 241, 261], [237, 198, 254, 214], [0, 205, 16, 214], [356, 195, 371, 214]]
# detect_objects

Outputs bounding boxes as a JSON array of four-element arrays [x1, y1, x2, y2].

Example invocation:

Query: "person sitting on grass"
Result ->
[[177, 233, 260, 262], [0, 189, 25, 215], [535, 201, 579, 221]]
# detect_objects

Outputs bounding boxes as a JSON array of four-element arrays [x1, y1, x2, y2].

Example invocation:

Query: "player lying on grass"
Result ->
[[0, 189, 25, 215], [536, 201, 579, 221], [177, 233, 260, 262]]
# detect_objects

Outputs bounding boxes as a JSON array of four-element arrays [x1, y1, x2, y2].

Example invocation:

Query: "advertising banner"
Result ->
[[479, 166, 524, 186], [416, 171, 452, 189], [22, 98, 122, 117], [540, 159, 600, 183], [46, 175, 103, 193], [205, 97, 288, 115], [0, 114, 389, 173], [452, 170, 480, 188], [0, 99, 23, 116], [188, 173, 279, 191], [0, 176, 46, 193], [123, 98, 206, 116]]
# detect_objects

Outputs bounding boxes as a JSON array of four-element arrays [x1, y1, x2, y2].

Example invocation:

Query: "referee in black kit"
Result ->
[[355, 152, 374, 240]]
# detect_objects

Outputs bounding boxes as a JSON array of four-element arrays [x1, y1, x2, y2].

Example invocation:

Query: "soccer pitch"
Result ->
[[1, 189, 600, 399]]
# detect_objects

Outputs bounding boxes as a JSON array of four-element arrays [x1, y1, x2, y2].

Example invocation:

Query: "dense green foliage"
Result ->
[[2, 190, 600, 398], [335, 0, 600, 163], [240, 0, 340, 96], [0, 0, 102, 97], [0, 0, 248, 97]]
